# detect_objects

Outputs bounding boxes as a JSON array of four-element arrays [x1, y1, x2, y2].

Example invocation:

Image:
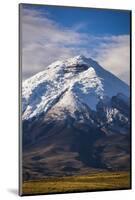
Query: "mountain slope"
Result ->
[[22, 55, 130, 181], [22, 55, 129, 121]]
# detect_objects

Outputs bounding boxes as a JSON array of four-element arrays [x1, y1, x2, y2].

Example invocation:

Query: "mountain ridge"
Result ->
[[22, 55, 130, 181], [22, 55, 129, 121]]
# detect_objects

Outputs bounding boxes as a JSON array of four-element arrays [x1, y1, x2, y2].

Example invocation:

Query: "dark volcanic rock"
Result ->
[[22, 93, 130, 181]]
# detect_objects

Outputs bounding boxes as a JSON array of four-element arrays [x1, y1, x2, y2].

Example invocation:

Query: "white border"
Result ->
[[0, 0, 134, 199]]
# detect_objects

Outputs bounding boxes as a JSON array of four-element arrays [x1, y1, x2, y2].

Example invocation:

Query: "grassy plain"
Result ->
[[22, 171, 131, 195]]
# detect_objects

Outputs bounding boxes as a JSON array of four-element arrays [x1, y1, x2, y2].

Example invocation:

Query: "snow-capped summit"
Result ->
[[22, 55, 129, 120]]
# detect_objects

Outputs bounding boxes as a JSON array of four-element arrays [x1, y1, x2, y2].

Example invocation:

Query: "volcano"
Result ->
[[22, 55, 130, 181]]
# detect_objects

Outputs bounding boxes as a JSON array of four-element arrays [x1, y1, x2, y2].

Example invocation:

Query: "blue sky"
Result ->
[[21, 4, 131, 84], [23, 4, 130, 35]]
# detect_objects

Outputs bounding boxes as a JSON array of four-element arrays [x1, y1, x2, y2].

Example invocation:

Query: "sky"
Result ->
[[20, 4, 131, 84]]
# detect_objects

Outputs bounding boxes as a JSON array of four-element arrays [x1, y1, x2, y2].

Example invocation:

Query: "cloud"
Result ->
[[94, 35, 130, 85], [21, 7, 130, 85], [21, 7, 90, 79]]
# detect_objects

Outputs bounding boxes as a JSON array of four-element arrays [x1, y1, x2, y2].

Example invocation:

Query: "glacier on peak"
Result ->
[[22, 55, 129, 120]]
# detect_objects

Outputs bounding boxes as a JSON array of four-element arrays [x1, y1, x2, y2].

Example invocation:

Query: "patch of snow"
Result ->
[[22, 55, 130, 120]]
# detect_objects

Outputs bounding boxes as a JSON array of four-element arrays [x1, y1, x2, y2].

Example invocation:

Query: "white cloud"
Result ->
[[21, 8, 90, 79], [21, 7, 130, 85], [95, 35, 130, 85]]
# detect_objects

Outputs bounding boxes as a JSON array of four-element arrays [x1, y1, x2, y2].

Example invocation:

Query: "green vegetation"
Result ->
[[22, 171, 131, 195]]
